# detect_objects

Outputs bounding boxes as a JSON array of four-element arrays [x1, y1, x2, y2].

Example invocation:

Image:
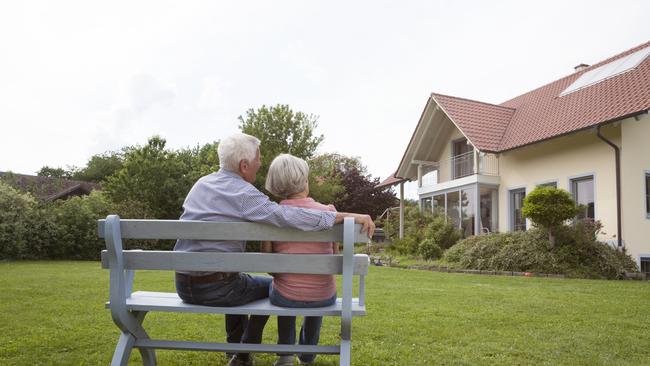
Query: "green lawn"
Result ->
[[1, 262, 648, 365]]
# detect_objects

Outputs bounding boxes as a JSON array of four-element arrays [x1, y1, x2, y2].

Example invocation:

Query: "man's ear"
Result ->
[[239, 159, 249, 174]]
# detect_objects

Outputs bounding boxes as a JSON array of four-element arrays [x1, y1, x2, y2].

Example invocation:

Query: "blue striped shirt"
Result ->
[[174, 168, 336, 253]]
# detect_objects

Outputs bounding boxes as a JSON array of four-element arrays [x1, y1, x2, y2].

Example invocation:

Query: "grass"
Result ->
[[1, 261, 649, 365]]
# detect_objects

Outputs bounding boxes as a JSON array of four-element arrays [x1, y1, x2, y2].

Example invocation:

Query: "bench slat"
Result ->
[[135, 339, 341, 354], [101, 251, 369, 275], [98, 219, 368, 243], [108, 291, 366, 316]]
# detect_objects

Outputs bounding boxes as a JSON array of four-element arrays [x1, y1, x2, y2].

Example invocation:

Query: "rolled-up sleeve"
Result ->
[[240, 187, 336, 231]]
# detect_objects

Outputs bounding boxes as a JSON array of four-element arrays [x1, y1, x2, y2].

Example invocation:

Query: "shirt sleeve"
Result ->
[[239, 186, 336, 231]]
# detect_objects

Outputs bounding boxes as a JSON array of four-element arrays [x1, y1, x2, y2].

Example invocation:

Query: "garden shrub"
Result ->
[[443, 222, 637, 279], [418, 238, 442, 260], [0, 181, 61, 260], [384, 206, 461, 257], [48, 191, 113, 259], [0, 181, 39, 259]]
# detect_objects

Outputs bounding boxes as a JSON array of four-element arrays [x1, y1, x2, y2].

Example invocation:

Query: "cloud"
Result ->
[[113, 73, 175, 123], [196, 76, 229, 112]]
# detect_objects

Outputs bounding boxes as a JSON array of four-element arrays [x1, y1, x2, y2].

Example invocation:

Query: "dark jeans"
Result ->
[[269, 284, 337, 363], [175, 272, 272, 360]]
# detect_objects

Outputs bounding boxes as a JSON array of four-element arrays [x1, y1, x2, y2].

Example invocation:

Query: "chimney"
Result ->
[[574, 63, 590, 72]]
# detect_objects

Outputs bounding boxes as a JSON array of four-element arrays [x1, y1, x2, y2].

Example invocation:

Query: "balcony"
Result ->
[[419, 151, 499, 192]]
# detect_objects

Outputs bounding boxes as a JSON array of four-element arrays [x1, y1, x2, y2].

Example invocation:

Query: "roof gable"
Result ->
[[431, 93, 515, 152]]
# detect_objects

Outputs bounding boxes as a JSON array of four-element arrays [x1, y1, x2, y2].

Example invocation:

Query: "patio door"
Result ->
[[453, 139, 474, 179]]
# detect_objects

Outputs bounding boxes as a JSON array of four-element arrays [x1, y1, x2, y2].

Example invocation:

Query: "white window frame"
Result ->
[[568, 173, 596, 220], [508, 186, 527, 232], [639, 255, 650, 274], [643, 170, 650, 220], [536, 179, 558, 189]]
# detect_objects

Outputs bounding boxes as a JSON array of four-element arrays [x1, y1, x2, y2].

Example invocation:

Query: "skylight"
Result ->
[[560, 46, 650, 97]]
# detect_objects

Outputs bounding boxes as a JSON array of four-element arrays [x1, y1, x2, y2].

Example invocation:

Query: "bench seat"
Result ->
[[107, 291, 367, 316]]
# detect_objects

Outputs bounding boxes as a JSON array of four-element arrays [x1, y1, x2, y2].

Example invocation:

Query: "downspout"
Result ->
[[596, 125, 622, 248]]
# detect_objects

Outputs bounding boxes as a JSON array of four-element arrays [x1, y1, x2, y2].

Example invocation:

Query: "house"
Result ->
[[379, 41, 650, 272], [0, 172, 100, 202]]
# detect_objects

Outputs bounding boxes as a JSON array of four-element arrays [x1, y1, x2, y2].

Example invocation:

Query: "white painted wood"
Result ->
[[107, 291, 366, 316], [111, 332, 135, 366], [359, 275, 365, 307], [100, 251, 369, 275], [100, 215, 370, 364], [135, 339, 340, 354], [340, 218, 354, 341], [98, 219, 368, 243], [340, 339, 351, 366]]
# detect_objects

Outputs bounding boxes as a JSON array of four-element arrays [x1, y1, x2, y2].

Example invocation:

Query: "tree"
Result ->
[[37, 166, 69, 179], [177, 141, 220, 184], [522, 186, 581, 249], [104, 136, 195, 219], [305, 153, 354, 204], [69, 151, 124, 183], [238, 104, 323, 190]]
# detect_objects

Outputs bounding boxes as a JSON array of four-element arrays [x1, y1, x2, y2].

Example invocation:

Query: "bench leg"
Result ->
[[133, 311, 157, 366], [111, 311, 157, 366], [340, 340, 351, 366], [112, 332, 136, 366]]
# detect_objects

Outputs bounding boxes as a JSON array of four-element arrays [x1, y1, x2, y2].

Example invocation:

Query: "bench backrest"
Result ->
[[99, 215, 368, 343], [99, 217, 369, 275], [98, 217, 369, 275]]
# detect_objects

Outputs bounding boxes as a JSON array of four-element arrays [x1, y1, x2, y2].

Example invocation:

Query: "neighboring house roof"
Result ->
[[375, 172, 407, 189], [435, 40, 650, 153], [0, 172, 101, 202]]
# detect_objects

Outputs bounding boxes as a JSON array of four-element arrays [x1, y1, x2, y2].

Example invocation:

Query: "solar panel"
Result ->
[[560, 46, 650, 97]]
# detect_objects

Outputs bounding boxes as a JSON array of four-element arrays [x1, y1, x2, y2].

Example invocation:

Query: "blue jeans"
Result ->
[[269, 284, 337, 363], [175, 272, 272, 360]]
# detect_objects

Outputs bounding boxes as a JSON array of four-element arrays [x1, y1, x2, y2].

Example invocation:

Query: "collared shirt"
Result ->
[[173, 168, 336, 253]]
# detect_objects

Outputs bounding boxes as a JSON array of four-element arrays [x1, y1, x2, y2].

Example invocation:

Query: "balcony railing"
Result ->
[[419, 152, 499, 187]]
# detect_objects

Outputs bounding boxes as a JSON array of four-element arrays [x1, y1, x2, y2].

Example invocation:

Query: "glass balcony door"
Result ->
[[452, 139, 474, 179]]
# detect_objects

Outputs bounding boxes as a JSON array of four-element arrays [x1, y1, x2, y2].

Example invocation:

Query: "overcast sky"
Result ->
[[1, 1, 648, 198]]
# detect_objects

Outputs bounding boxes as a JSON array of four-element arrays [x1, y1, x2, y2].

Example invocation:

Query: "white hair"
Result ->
[[265, 154, 310, 199], [218, 133, 261, 171]]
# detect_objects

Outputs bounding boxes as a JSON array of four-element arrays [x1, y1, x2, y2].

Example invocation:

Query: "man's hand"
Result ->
[[335, 212, 376, 239]]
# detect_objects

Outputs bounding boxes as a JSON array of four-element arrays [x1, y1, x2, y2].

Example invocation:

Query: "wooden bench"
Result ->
[[99, 215, 370, 366]]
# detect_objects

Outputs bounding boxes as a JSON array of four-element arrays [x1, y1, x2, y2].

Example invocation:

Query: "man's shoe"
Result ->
[[228, 354, 254, 366], [273, 355, 295, 366]]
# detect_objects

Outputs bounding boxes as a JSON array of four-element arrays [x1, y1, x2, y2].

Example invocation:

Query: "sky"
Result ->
[[1, 0, 649, 199]]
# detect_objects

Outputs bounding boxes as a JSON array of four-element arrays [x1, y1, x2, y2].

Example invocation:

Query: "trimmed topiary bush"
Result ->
[[522, 186, 580, 248]]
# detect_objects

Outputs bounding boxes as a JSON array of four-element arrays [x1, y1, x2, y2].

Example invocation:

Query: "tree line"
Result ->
[[1, 104, 398, 260]]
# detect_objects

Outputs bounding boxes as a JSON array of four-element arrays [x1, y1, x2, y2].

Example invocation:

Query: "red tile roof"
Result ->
[[376, 172, 407, 188], [431, 40, 650, 153]]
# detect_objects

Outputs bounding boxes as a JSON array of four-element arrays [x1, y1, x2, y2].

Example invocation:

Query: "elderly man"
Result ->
[[174, 133, 374, 366]]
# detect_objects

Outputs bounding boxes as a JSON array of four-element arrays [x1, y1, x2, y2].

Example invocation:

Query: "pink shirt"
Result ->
[[272, 197, 337, 301]]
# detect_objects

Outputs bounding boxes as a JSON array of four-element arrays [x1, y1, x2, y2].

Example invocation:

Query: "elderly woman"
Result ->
[[262, 154, 339, 366]]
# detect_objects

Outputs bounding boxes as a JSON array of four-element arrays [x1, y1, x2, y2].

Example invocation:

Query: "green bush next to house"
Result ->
[[442, 222, 637, 279], [383, 206, 462, 260]]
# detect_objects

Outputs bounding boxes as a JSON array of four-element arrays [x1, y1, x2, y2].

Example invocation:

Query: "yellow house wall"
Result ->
[[620, 113, 650, 265], [497, 124, 621, 245], [436, 126, 467, 183]]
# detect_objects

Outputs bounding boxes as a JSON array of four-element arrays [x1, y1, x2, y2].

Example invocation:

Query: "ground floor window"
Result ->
[[645, 172, 650, 219], [510, 188, 526, 231], [538, 181, 557, 188], [480, 187, 498, 233], [641, 257, 650, 274], [421, 184, 497, 237], [421, 197, 432, 212], [571, 175, 595, 219]]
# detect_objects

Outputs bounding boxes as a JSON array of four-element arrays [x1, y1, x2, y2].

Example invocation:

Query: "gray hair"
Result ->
[[265, 154, 310, 198], [218, 133, 261, 171]]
